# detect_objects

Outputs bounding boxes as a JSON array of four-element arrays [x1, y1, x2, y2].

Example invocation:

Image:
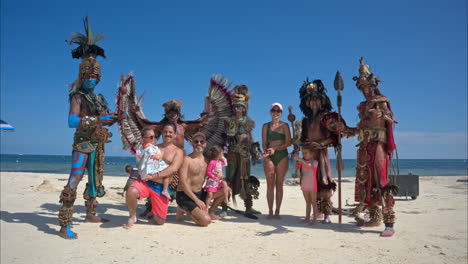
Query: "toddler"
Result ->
[[294, 146, 319, 225], [136, 127, 170, 198], [204, 146, 230, 207]]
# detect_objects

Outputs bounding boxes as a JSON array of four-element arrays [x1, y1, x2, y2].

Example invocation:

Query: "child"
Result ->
[[294, 147, 319, 225], [136, 127, 170, 198], [204, 146, 230, 208]]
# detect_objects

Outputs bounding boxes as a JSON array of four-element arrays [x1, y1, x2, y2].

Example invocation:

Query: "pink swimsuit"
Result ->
[[299, 160, 318, 192], [204, 157, 227, 192]]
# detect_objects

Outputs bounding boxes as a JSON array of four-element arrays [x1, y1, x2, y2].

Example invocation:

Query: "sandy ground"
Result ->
[[0, 172, 467, 264]]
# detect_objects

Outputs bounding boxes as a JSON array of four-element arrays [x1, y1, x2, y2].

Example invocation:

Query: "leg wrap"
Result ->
[[244, 194, 253, 211], [85, 198, 98, 216], [382, 184, 396, 227], [369, 206, 382, 223], [58, 207, 74, 227], [317, 198, 323, 213], [59, 186, 76, 207], [383, 209, 396, 226], [322, 200, 333, 216]]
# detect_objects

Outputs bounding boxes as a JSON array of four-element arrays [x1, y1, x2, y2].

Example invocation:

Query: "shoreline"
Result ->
[[1, 172, 467, 263], [1, 170, 467, 178]]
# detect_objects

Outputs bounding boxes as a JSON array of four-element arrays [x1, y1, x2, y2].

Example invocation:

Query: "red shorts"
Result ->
[[129, 180, 169, 220]]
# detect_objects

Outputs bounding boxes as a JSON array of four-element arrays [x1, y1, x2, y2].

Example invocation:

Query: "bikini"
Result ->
[[267, 122, 288, 166]]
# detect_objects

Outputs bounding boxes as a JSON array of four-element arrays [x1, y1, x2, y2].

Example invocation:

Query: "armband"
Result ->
[[68, 114, 80, 128]]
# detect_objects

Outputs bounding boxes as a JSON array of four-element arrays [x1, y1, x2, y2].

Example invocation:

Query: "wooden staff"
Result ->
[[333, 71, 345, 224], [287, 106, 299, 178]]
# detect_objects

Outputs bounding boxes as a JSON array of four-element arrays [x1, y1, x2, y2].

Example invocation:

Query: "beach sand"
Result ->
[[1, 172, 467, 264]]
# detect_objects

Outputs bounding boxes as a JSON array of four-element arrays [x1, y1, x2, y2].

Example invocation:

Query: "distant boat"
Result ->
[[0, 118, 15, 132]]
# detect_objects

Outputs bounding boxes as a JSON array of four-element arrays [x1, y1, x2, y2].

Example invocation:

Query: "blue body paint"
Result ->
[[68, 152, 86, 187], [83, 78, 97, 89], [99, 115, 113, 121], [66, 225, 76, 238], [68, 114, 80, 128]]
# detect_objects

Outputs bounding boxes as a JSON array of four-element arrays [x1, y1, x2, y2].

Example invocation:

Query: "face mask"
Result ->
[[83, 78, 97, 89]]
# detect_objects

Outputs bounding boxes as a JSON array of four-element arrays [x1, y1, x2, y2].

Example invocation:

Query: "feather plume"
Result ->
[[116, 72, 143, 154], [67, 16, 106, 59], [185, 74, 233, 153]]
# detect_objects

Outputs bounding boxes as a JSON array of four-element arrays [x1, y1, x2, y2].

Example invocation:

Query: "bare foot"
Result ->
[[209, 213, 221, 220], [84, 215, 109, 223], [162, 190, 170, 199], [273, 214, 282, 220], [301, 217, 310, 223], [380, 227, 395, 237], [266, 214, 274, 220], [176, 207, 185, 222], [59, 225, 78, 239], [123, 216, 137, 229]]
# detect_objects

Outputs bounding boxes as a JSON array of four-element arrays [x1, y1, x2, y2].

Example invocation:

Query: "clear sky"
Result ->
[[1, 0, 466, 159]]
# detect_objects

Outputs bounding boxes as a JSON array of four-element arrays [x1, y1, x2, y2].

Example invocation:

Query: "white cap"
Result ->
[[270, 102, 283, 111]]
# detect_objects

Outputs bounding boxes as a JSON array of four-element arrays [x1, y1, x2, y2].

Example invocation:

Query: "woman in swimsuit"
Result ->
[[262, 102, 292, 219]]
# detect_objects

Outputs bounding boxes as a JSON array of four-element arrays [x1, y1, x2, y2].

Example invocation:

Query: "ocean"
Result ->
[[1, 154, 467, 178]]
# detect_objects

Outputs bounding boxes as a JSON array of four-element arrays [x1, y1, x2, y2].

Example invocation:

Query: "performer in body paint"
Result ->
[[344, 58, 398, 237], [298, 79, 350, 224], [58, 17, 118, 239]]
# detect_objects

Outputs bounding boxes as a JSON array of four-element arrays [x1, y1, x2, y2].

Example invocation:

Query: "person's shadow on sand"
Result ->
[[0, 208, 71, 236], [0, 202, 154, 237], [39, 202, 156, 229], [218, 209, 381, 236]]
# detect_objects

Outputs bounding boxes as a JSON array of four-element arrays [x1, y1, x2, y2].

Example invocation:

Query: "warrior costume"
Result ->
[[351, 58, 398, 230], [224, 85, 261, 214], [298, 79, 348, 220], [58, 17, 114, 233]]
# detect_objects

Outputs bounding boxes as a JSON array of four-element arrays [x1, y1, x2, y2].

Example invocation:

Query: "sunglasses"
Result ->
[[270, 109, 282, 113], [193, 140, 206, 144], [143, 136, 155, 139]]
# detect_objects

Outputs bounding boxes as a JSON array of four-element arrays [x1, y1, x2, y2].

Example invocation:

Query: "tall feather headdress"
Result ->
[[68, 16, 106, 93]]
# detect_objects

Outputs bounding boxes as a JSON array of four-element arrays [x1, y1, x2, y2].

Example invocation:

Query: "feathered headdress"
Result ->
[[162, 99, 182, 114], [67, 16, 106, 93], [352, 57, 381, 90], [299, 78, 332, 116], [231, 85, 250, 109]]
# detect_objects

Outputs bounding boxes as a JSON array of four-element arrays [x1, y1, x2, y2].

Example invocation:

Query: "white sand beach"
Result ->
[[1, 172, 467, 264]]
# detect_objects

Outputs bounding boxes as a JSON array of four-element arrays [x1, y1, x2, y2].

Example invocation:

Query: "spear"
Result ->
[[334, 71, 345, 224]]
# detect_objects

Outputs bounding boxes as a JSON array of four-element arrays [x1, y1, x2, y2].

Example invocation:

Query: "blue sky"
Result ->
[[1, 0, 466, 159]]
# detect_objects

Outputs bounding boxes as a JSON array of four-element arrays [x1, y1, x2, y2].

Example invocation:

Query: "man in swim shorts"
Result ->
[[176, 132, 227, 226], [124, 122, 184, 228]]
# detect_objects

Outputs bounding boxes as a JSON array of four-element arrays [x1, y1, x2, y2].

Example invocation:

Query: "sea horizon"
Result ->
[[1, 154, 467, 178]]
